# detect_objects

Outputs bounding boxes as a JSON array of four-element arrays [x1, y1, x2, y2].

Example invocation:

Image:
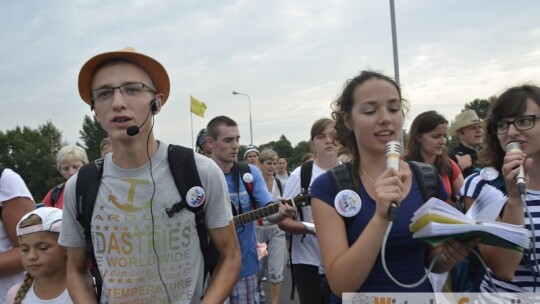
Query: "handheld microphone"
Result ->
[[126, 100, 156, 136], [385, 141, 402, 221], [506, 142, 527, 195]]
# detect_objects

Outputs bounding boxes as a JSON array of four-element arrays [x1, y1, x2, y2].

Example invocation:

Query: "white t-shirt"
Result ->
[[5, 282, 73, 304], [0, 168, 33, 302], [282, 163, 327, 267], [59, 142, 232, 303]]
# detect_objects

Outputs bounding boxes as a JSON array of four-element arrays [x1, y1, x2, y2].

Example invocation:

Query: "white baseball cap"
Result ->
[[17, 207, 62, 236]]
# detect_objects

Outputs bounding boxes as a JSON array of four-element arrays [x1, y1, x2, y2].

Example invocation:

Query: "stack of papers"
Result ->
[[410, 197, 530, 251]]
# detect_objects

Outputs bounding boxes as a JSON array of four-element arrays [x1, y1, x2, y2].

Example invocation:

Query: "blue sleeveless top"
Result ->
[[310, 168, 446, 302]]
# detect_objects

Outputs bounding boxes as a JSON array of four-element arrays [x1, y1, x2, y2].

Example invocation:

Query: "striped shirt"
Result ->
[[462, 171, 540, 292]]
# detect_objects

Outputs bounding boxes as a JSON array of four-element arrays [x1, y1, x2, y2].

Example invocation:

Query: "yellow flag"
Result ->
[[190, 95, 207, 118]]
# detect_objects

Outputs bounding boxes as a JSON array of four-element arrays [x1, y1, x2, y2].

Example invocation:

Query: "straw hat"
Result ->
[[449, 110, 482, 136], [78, 47, 170, 106]]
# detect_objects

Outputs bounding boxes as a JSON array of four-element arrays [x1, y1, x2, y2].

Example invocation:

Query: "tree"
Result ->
[[0, 121, 64, 201], [79, 115, 108, 161], [259, 135, 294, 159], [462, 98, 492, 119], [288, 141, 311, 169]]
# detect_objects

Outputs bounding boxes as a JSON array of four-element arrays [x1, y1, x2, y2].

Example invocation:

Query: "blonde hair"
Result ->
[[14, 215, 43, 303], [15, 214, 61, 304], [56, 145, 89, 170], [259, 148, 278, 164]]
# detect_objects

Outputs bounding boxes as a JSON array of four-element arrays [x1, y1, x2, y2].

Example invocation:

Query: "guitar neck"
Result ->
[[233, 193, 308, 227]]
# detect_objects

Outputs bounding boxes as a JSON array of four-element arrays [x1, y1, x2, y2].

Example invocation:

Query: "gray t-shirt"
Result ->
[[59, 142, 232, 304]]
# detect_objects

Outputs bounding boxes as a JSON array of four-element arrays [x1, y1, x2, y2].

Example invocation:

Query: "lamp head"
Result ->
[[232, 91, 239, 95]]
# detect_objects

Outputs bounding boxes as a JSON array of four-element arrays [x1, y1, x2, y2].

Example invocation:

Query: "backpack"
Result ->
[[328, 161, 444, 231], [231, 162, 257, 215], [49, 183, 64, 207], [75, 145, 212, 301], [289, 160, 314, 300]]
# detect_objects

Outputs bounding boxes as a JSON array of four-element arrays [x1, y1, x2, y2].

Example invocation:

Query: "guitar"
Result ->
[[233, 193, 308, 227]]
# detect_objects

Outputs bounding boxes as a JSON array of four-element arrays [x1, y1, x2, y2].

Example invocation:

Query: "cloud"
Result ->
[[1, 0, 539, 150]]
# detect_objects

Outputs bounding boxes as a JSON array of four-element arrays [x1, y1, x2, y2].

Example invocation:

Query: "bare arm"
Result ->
[[202, 221, 241, 304], [277, 216, 313, 235], [66, 247, 97, 304], [0, 197, 35, 276], [312, 198, 389, 295], [451, 173, 464, 198]]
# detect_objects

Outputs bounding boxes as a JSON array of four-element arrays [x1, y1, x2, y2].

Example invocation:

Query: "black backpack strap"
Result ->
[[300, 160, 313, 194], [408, 161, 441, 202], [328, 163, 355, 231], [289, 160, 315, 300], [297, 160, 314, 222], [275, 177, 283, 196], [50, 182, 64, 207], [231, 162, 258, 212], [166, 145, 212, 283], [75, 158, 104, 301]]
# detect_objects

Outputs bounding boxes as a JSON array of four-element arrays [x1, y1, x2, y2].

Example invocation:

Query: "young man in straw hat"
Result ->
[[59, 47, 241, 303], [449, 109, 484, 177]]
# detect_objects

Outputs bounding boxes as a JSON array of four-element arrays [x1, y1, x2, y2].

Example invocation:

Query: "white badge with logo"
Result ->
[[334, 189, 362, 217], [186, 186, 205, 207], [242, 173, 253, 183], [480, 167, 499, 181]]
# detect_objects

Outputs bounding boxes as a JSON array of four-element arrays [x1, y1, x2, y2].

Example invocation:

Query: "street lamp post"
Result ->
[[389, 0, 400, 86], [232, 91, 253, 145]]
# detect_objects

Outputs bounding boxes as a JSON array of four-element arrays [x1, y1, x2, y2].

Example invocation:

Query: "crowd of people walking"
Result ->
[[0, 47, 539, 304]]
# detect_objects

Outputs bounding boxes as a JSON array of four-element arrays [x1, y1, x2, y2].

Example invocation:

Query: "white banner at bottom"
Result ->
[[342, 292, 540, 304]]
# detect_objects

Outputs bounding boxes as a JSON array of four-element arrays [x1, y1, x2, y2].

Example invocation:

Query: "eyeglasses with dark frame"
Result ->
[[91, 82, 156, 103], [490, 114, 540, 135]]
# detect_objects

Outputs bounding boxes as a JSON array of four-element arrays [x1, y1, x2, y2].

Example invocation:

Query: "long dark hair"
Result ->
[[406, 110, 452, 176], [478, 85, 540, 169], [331, 70, 408, 172]]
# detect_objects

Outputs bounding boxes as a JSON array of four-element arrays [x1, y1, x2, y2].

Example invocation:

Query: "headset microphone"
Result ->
[[126, 100, 157, 136], [385, 141, 402, 221], [506, 142, 527, 195]]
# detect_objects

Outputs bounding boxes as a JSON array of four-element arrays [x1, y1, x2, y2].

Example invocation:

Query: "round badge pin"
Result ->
[[242, 173, 253, 183], [334, 189, 362, 217], [480, 167, 499, 181], [186, 186, 205, 207]]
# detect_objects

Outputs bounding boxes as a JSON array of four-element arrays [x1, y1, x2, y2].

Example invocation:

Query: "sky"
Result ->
[[1, 0, 539, 149]]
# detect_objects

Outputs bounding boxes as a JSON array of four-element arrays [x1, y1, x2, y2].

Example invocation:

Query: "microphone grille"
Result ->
[[385, 141, 402, 155], [506, 142, 521, 152]]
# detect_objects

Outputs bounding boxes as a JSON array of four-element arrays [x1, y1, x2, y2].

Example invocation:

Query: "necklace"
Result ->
[[360, 167, 376, 184]]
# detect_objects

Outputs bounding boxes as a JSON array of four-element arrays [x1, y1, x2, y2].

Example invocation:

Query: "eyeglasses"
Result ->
[[490, 114, 540, 135], [91, 82, 156, 103]]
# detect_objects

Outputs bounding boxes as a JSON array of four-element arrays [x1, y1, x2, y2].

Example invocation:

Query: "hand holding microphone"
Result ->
[[385, 141, 402, 221], [505, 142, 527, 196]]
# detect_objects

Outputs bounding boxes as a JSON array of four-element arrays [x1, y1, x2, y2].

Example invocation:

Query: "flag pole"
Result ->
[[191, 111, 194, 150]]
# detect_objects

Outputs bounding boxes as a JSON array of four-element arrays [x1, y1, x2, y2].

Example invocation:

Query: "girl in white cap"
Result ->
[[5, 207, 73, 304]]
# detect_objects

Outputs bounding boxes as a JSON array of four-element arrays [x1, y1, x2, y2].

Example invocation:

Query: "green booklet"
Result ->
[[409, 197, 530, 251]]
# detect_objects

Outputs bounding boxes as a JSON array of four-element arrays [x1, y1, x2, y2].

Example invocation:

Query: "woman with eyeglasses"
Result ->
[[460, 84, 540, 292]]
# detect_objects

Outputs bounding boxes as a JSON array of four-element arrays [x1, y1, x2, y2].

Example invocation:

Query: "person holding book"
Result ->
[[405, 110, 464, 204], [309, 71, 476, 302], [461, 84, 539, 292]]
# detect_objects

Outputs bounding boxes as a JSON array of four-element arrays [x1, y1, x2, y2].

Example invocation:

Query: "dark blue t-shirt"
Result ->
[[310, 167, 447, 302]]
